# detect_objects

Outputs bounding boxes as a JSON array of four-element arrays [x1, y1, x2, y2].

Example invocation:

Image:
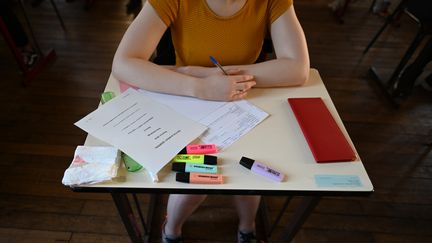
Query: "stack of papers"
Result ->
[[74, 89, 207, 176], [74, 88, 269, 177]]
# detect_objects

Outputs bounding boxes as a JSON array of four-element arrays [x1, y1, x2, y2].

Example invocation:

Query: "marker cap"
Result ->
[[176, 172, 224, 184], [172, 162, 186, 172], [100, 91, 115, 104], [239, 156, 254, 170], [172, 154, 218, 165], [176, 172, 190, 183], [240, 156, 284, 182], [205, 155, 217, 165]]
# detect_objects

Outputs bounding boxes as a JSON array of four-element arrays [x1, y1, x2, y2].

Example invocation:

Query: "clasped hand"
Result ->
[[177, 66, 256, 101]]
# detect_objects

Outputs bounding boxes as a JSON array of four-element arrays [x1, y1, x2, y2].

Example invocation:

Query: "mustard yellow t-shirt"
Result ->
[[148, 0, 293, 66]]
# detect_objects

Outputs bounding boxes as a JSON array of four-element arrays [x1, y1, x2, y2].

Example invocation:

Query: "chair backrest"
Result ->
[[153, 29, 274, 65], [153, 29, 175, 65], [405, 0, 432, 22]]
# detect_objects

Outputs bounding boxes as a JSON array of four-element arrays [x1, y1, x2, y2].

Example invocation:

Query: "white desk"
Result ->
[[72, 69, 373, 242]]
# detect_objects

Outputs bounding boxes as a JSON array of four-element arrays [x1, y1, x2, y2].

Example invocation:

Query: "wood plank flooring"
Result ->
[[0, 0, 431, 242]]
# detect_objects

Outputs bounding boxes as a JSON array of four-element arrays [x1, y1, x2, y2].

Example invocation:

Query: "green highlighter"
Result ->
[[122, 154, 143, 172], [100, 91, 115, 104], [100, 91, 143, 172]]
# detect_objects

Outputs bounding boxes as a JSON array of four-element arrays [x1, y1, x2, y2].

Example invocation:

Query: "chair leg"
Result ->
[[17, 0, 42, 54], [368, 30, 425, 107], [0, 17, 27, 71], [332, 0, 351, 24], [363, 0, 406, 54], [363, 20, 390, 54], [427, 129, 432, 146], [48, 0, 66, 31], [369, 0, 377, 12], [0, 14, 56, 85], [386, 31, 425, 90]]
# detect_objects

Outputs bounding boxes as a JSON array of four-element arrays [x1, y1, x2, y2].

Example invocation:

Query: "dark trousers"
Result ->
[[395, 38, 432, 96], [0, 0, 29, 48]]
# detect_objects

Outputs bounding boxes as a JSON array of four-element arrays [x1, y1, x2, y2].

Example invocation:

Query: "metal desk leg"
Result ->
[[111, 193, 144, 243], [132, 193, 157, 242], [277, 196, 320, 243], [258, 197, 272, 243], [259, 196, 293, 243]]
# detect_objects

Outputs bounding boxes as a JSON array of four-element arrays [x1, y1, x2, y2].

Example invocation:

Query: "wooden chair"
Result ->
[[331, 0, 378, 24], [0, 1, 57, 85], [364, 0, 432, 106]]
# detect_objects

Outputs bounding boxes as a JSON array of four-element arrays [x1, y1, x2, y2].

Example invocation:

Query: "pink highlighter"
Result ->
[[239, 156, 284, 182], [179, 144, 218, 154]]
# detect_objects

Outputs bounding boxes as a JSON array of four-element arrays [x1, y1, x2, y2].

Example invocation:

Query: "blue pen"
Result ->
[[209, 56, 228, 75]]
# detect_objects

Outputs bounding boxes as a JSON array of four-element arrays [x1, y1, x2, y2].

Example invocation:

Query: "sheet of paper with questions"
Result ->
[[75, 88, 208, 175]]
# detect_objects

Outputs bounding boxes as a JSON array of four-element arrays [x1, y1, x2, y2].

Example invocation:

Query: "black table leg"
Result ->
[[111, 193, 145, 243], [276, 196, 320, 243], [259, 196, 293, 243]]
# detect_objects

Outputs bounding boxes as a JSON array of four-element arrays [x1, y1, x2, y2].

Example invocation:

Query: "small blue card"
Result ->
[[315, 175, 362, 187]]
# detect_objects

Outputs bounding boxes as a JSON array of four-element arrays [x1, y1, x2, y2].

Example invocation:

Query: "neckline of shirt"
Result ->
[[201, 0, 249, 20]]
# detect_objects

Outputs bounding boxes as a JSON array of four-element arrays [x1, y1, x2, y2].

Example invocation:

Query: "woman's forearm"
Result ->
[[112, 57, 199, 97], [228, 58, 309, 87], [168, 57, 309, 87], [112, 57, 256, 101]]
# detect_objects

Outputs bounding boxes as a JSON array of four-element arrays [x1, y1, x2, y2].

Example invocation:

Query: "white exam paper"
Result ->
[[198, 101, 268, 149], [138, 89, 269, 150], [75, 88, 207, 175]]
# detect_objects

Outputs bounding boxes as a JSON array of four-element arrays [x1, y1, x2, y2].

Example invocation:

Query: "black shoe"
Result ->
[[162, 219, 183, 243], [237, 231, 257, 243]]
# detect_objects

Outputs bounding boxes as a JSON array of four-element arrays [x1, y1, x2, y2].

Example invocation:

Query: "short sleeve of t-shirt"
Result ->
[[268, 0, 293, 24], [148, 0, 179, 27]]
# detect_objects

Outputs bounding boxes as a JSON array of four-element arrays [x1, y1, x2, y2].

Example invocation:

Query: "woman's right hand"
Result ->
[[197, 70, 256, 101]]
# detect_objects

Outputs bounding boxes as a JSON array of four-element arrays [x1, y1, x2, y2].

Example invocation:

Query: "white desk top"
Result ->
[[75, 69, 373, 195]]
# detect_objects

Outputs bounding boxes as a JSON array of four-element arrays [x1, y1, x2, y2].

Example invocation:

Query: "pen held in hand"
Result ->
[[209, 55, 228, 75]]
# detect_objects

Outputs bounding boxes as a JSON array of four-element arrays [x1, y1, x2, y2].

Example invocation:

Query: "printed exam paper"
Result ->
[[138, 89, 269, 150], [75, 88, 207, 175]]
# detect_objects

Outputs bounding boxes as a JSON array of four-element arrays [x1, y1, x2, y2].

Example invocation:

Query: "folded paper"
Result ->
[[62, 146, 121, 186]]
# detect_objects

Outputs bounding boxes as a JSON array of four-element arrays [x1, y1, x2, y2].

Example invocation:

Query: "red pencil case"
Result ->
[[288, 97, 356, 163]]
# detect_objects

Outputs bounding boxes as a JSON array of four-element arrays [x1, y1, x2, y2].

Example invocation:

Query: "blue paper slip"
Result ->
[[315, 175, 362, 187]]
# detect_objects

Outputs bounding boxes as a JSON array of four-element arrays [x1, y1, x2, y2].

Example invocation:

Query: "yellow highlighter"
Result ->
[[172, 154, 217, 165]]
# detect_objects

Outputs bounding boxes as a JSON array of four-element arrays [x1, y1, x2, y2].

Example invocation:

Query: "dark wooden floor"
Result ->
[[0, 0, 431, 242]]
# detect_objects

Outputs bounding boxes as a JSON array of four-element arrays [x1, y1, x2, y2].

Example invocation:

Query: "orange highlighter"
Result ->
[[176, 172, 224, 184]]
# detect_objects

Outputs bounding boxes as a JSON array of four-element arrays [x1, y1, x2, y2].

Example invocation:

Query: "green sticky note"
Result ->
[[122, 153, 143, 172]]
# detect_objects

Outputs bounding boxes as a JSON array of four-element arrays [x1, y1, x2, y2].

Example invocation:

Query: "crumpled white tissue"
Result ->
[[62, 146, 121, 186]]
